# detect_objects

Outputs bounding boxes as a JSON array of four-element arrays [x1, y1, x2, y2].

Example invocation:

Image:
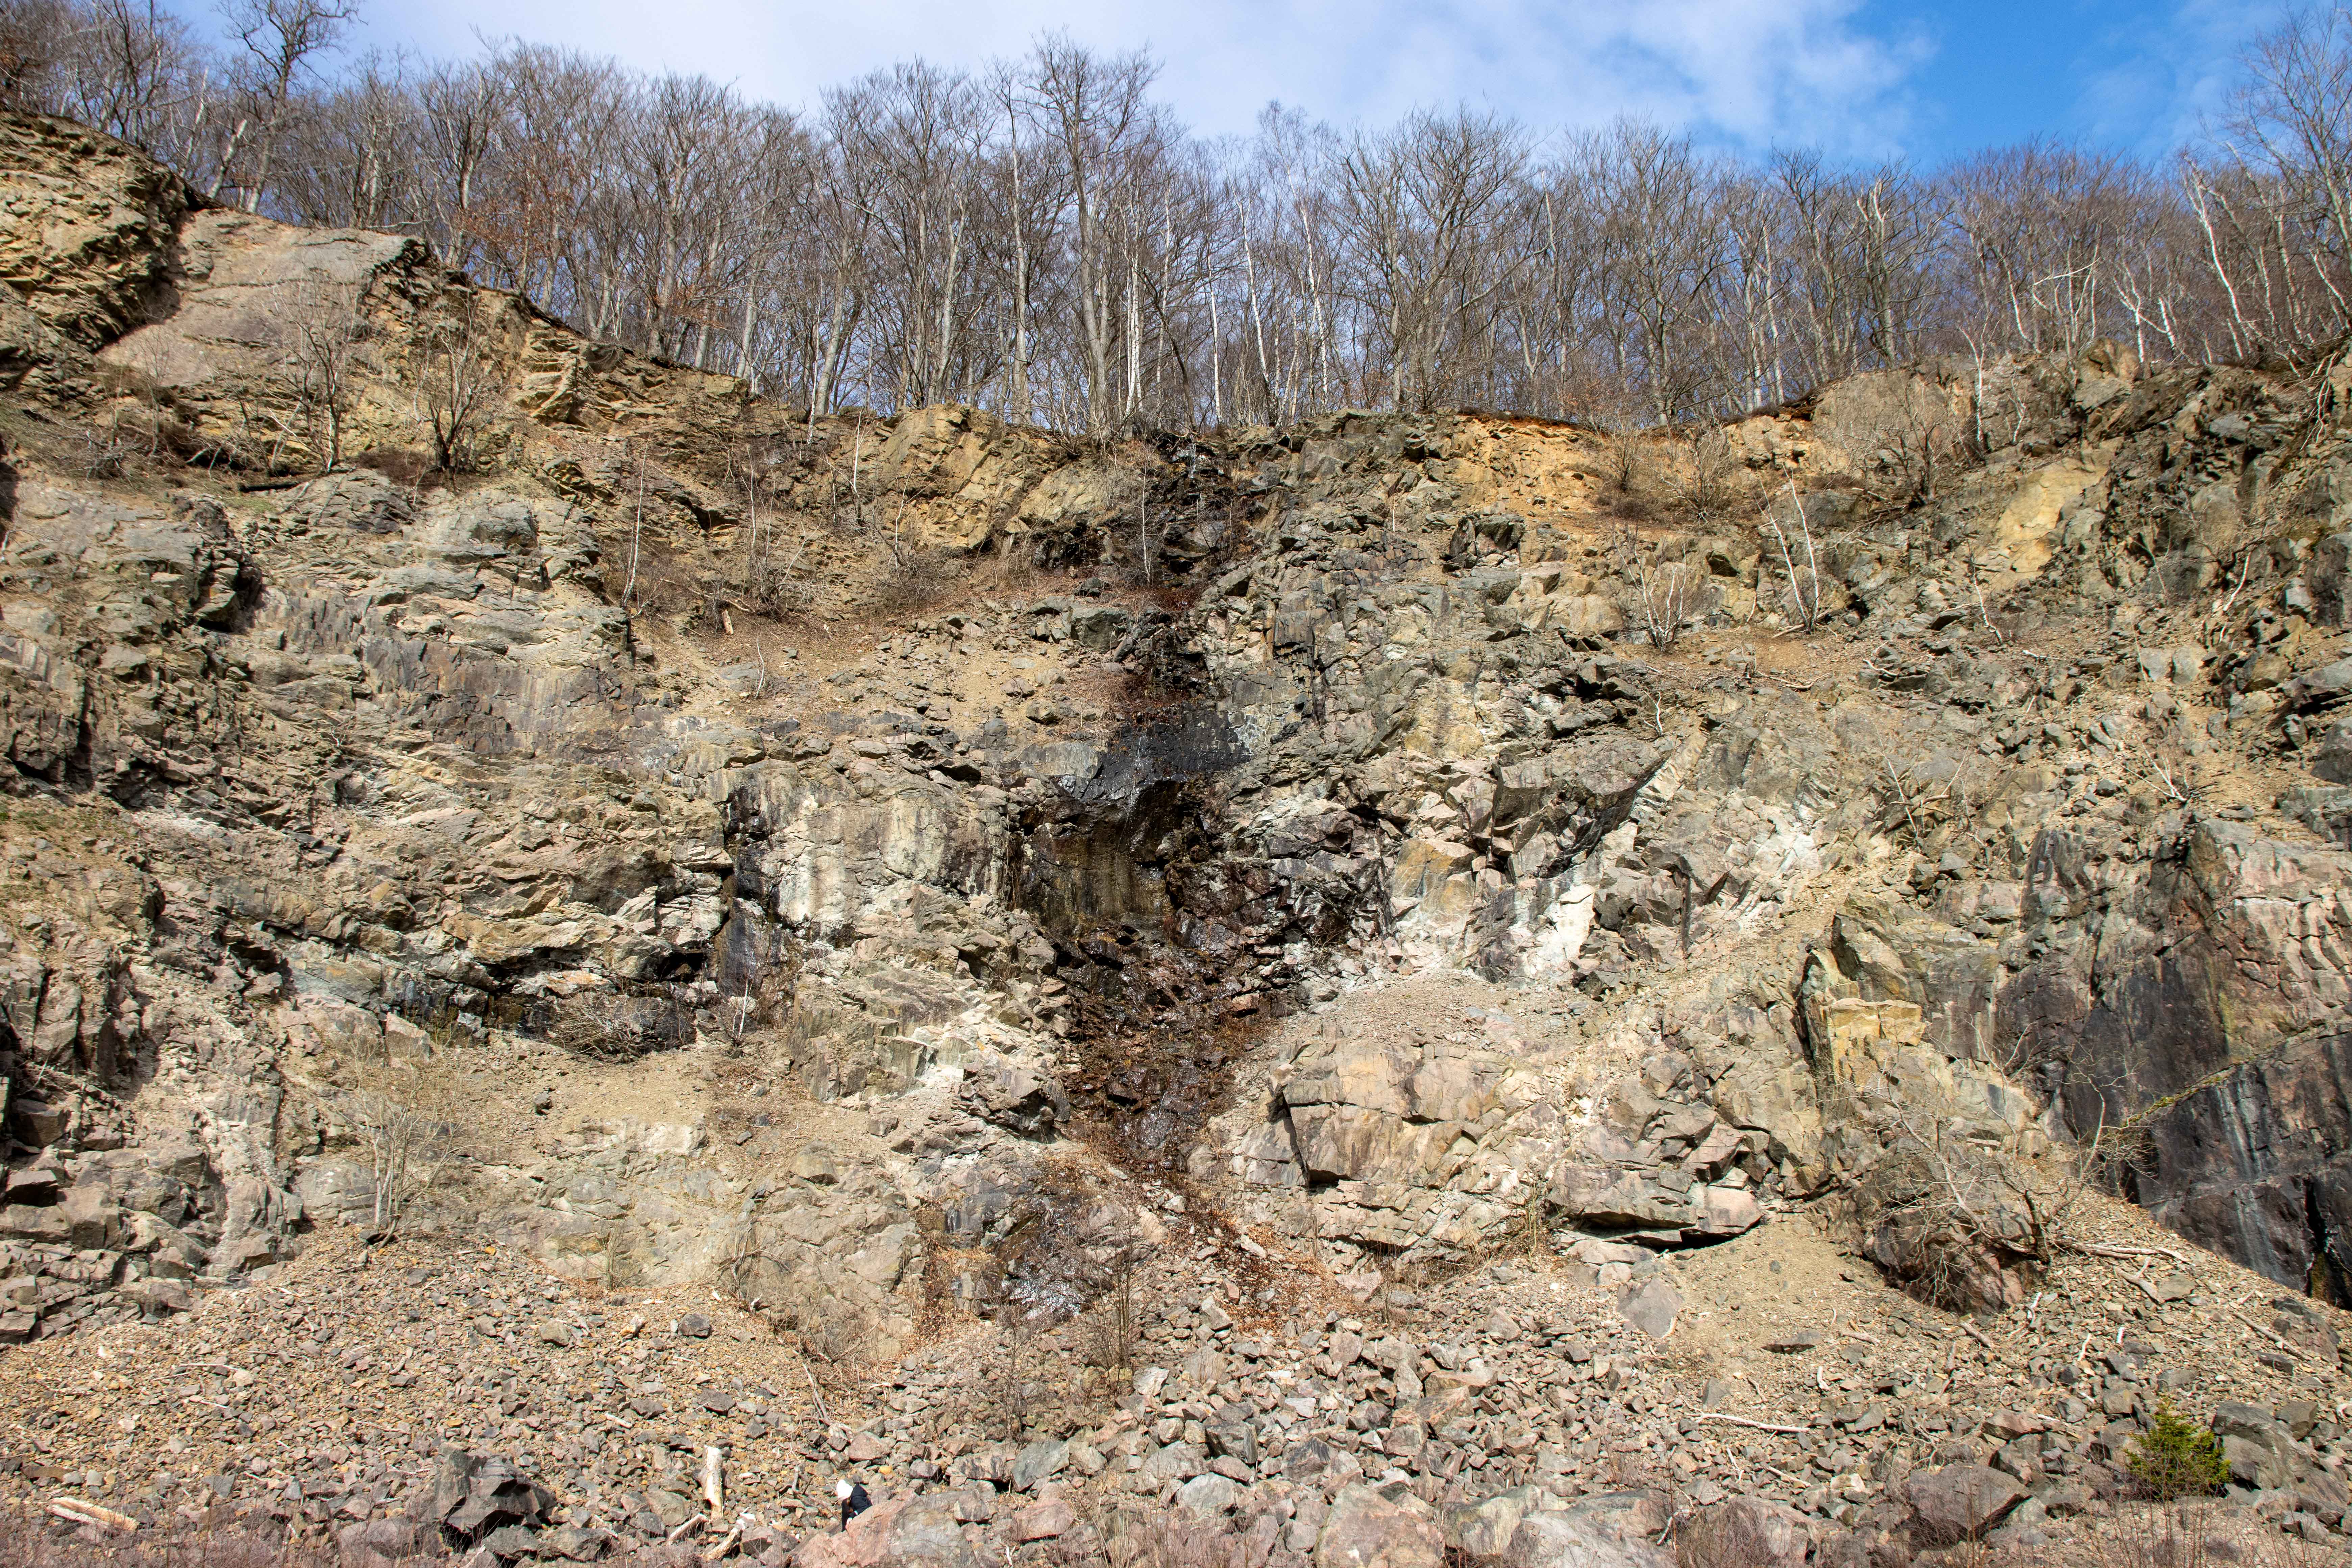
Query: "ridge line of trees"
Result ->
[[6, 0, 2352, 434]]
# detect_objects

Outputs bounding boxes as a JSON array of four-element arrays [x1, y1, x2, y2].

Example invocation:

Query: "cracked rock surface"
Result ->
[[7, 111, 2352, 1566]]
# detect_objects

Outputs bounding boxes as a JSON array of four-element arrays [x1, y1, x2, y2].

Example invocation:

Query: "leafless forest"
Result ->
[[8, 0, 2352, 435]]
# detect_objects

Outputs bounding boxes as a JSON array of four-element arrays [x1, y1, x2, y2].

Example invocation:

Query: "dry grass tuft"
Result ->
[[0, 1515, 341, 1568]]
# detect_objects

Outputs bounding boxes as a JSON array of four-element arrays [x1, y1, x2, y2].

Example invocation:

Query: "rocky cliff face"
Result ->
[[22, 109, 2352, 1568], [0, 105, 2350, 1395]]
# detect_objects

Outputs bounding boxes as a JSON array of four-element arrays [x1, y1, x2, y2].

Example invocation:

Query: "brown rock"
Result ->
[[1901, 1465, 2024, 1547], [1679, 1496, 1808, 1568], [1009, 1500, 1073, 1542], [796, 1497, 976, 1568]]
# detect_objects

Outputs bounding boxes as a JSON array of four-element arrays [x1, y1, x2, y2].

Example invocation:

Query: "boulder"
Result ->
[[795, 1497, 977, 1568], [539, 1526, 609, 1562], [1495, 1491, 1671, 1568], [1174, 1474, 1247, 1516], [1138, 1443, 1203, 1484], [477, 1524, 544, 1560], [1552, 1167, 1693, 1230], [1447, 1487, 1540, 1557], [959, 1058, 1068, 1136], [431, 1448, 556, 1546], [2312, 719, 2352, 784], [1315, 1484, 1443, 1568], [1617, 1276, 1683, 1339], [120, 1276, 193, 1313], [1008, 1500, 1073, 1542], [1070, 604, 1133, 651], [1011, 1439, 1069, 1492], [1678, 1496, 1808, 1568], [2213, 1403, 2307, 1491], [0, 1204, 67, 1243], [1901, 1465, 2024, 1547], [1692, 1185, 1763, 1238]]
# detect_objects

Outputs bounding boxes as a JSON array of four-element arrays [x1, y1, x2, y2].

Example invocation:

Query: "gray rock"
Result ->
[[338, 1519, 434, 1568], [2213, 1401, 2309, 1491], [540, 1526, 609, 1562], [641, 1489, 697, 1532], [1206, 1420, 1259, 1465], [1447, 1487, 1539, 1557], [1011, 1438, 1068, 1492], [1174, 1473, 1247, 1516], [475, 1524, 542, 1561], [1496, 1491, 1671, 1568], [1315, 1484, 1443, 1568], [1617, 1276, 1683, 1339], [800, 1495, 977, 1568], [1139, 1443, 1204, 1484]]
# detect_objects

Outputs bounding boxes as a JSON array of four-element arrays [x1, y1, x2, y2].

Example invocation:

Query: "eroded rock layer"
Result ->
[[9, 107, 2352, 1566]]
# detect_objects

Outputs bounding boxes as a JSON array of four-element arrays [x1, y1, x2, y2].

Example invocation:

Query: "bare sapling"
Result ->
[[281, 275, 367, 474], [1765, 479, 1826, 631], [415, 292, 509, 472], [1636, 556, 1699, 650]]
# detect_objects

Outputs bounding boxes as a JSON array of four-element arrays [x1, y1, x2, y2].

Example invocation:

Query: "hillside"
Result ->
[[0, 110, 2351, 1568]]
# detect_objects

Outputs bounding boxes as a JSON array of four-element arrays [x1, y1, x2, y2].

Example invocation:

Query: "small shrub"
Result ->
[[1632, 558, 1711, 651], [868, 537, 958, 613], [2129, 1400, 2230, 1500], [1074, 1240, 1140, 1390]]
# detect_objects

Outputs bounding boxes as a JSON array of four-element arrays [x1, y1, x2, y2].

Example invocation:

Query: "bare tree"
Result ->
[[1765, 483, 1827, 632], [280, 274, 367, 472], [1020, 33, 1163, 433], [1076, 1234, 1141, 1394], [312, 1062, 463, 1233], [1332, 107, 1529, 412], [0, 1, 66, 109], [11, 2, 2342, 439], [2170, 6, 2352, 356], [1631, 551, 1704, 651], [414, 290, 509, 471], [64, 0, 188, 144], [2231, 6, 2352, 302], [213, 0, 357, 211], [1587, 121, 1731, 424], [840, 63, 991, 410]]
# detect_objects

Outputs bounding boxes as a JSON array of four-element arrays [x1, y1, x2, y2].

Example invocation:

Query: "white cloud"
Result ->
[[2072, 0, 2292, 157], [351, 0, 1928, 154]]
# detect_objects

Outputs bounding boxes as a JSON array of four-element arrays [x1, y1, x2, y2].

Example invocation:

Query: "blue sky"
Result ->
[[1882, 0, 2269, 160], [285, 0, 2286, 165]]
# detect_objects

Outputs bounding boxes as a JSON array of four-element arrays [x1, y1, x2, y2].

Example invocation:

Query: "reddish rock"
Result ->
[[1902, 1465, 2025, 1547], [1009, 1500, 1074, 1542]]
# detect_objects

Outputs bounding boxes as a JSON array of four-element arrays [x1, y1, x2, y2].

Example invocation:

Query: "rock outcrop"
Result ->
[[11, 105, 2352, 1566]]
